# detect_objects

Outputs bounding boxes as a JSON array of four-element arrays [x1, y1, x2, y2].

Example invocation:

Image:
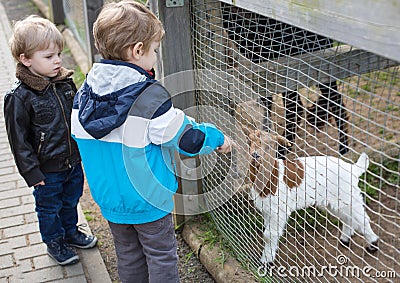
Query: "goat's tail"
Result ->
[[354, 152, 370, 177]]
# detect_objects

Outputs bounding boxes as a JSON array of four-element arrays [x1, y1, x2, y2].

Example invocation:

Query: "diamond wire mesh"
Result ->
[[190, 0, 400, 282], [62, 0, 89, 54]]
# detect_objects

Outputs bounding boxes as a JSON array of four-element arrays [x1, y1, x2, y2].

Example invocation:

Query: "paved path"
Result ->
[[0, 3, 111, 282]]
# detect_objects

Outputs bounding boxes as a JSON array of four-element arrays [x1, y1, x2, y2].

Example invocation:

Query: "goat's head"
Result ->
[[241, 124, 291, 197]]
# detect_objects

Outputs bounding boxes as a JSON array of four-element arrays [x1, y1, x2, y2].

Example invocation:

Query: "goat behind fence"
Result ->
[[191, 0, 400, 282]]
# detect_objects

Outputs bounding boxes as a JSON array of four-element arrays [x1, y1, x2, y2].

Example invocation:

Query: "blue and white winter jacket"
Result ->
[[71, 60, 225, 224]]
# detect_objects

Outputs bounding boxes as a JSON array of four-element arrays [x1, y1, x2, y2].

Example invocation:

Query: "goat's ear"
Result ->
[[253, 152, 275, 197], [248, 131, 259, 141]]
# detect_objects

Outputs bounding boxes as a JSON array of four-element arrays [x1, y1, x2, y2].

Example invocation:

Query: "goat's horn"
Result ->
[[275, 135, 291, 147]]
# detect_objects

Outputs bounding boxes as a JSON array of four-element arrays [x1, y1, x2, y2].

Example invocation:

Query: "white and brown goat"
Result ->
[[241, 127, 379, 265]]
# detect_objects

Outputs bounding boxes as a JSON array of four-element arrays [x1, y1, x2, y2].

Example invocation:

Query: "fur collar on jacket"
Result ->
[[15, 63, 74, 92]]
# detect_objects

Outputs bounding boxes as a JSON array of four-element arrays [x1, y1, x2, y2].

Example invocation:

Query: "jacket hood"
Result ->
[[74, 60, 157, 139], [16, 63, 73, 92]]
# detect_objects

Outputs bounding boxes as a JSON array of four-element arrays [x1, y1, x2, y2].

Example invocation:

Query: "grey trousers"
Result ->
[[108, 214, 179, 283]]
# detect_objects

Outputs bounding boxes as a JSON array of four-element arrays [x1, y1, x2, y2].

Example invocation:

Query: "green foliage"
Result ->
[[184, 250, 194, 264], [198, 213, 227, 249], [62, 46, 85, 87], [72, 67, 85, 88], [83, 209, 94, 221], [359, 158, 400, 201], [214, 250, 227, 267], [287, 207, 339, 234]]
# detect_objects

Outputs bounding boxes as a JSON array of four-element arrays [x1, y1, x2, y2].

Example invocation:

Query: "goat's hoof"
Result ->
[[339, 145, 349, 155], [366, 241, 379, 253], [340, 239, 350, 247]]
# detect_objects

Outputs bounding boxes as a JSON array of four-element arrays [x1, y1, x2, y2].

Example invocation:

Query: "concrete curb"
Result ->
[[77, 205, 112, 283], [182, 222, 258, 283]]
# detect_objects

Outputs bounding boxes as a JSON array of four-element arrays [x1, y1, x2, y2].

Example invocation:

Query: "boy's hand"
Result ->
[[217, 136, 236, 154], [34, 180, 45, 186]]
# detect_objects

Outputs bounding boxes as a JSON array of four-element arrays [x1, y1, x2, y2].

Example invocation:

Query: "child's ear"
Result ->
[[19, 53, 31, 67], [131, 42, 144, 60]]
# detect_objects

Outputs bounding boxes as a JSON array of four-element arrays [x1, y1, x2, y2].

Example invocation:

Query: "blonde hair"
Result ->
[[93, 0, 165, 61], [10, 15, 64, 62]]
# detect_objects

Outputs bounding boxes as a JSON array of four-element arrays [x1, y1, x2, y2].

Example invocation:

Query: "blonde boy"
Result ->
[[4, 15, 97, 266], [71, 1, 233, 282]]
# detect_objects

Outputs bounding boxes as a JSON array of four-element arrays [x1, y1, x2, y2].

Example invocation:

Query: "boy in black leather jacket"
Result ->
[[3, 15, 97, 266]]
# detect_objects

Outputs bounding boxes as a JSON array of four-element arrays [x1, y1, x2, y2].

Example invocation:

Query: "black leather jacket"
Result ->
[[4, 63, 81, 187]]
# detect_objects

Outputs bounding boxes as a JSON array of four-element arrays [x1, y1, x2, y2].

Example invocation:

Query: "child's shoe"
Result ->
[[47, 237, 79, 265], [65, 230, 98, 249]]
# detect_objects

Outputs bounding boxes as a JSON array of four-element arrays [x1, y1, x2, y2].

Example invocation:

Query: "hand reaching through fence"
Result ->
[[217, 135, 237, 154]]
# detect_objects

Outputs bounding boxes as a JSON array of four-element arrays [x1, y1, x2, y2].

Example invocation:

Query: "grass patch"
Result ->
[[83, 209, 94, 221], [287, 207, 339, 234], [72, 66, 85, 88], [62, 46, 85, 87], [359, 156, 399, 203]]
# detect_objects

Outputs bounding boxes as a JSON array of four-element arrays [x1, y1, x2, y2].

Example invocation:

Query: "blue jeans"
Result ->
[[33, 164, 84, 243]]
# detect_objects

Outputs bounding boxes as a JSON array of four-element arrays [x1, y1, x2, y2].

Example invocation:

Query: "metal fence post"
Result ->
[[157, 0, 201, 226], [85, 0, 103, 63], [49, 0, 65, 24]]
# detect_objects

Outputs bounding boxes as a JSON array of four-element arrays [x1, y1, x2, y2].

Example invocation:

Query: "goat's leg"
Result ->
[[306, 91, 330, 129], [338, 205, 379, 253], [319, 81, 350, 155], [339, 222, 354, 247], [259, 95, 273, 131], [278, 90, 304, 157], [261, 219, 279, 264], [352, 210, 379, 253], [260, 211, 287, 265]]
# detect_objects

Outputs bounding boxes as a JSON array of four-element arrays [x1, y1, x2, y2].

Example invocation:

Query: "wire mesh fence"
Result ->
[[190, 0, 400, 282], [62, 0, 91, 58]]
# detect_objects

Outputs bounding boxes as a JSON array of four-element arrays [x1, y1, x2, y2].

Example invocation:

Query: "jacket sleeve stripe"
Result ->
[[148, 107, 185, 145], [72, 109, 151, 148]]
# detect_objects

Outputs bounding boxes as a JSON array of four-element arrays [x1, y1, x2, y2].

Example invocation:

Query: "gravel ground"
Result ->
[[1, 0, 216, 281]]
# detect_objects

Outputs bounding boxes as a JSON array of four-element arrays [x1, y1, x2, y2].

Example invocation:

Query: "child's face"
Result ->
[[137, 41, 160, 71], [21, 42, 62, 78]]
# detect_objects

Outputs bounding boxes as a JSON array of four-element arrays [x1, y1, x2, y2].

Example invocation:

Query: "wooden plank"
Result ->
[[196, 44, 399, 100], [218, 0, 400, 63], [49, 0, 65, 25], [231, 45, 400, 94], [191, 1, 399, 99], [85, 0, 103, 65]]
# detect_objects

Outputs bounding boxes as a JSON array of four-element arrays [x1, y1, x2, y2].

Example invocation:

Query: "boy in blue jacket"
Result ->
[[71, 1, 234, 282]]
